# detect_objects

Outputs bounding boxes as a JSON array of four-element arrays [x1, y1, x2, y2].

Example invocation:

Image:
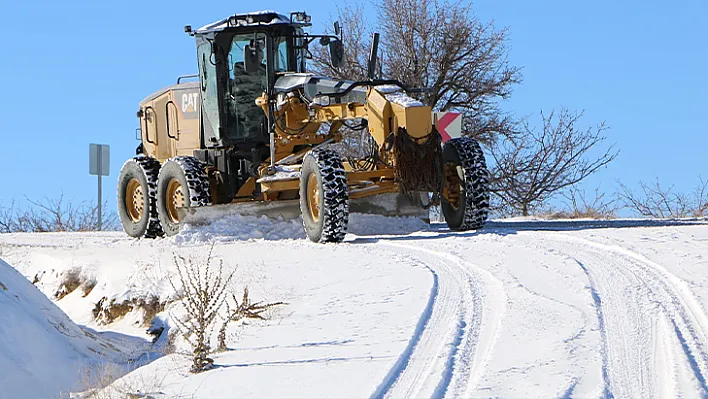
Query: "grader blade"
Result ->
[[177, 192, 429, 227], [177, 200, 302, 226]]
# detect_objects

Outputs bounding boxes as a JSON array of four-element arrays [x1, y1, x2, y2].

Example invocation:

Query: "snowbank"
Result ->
[[0, 258, 127, 398]]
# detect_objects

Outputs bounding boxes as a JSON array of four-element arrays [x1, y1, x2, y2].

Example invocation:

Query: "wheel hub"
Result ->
[[307, 173, 321, 222], [166, 179, 186, 224], [442, 162, 464, 210], [126, 178, 145, 222]]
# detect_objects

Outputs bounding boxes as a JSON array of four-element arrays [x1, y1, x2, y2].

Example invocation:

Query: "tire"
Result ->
[[441, 137, 490, 230], [117, 157, 163, 238], [156, 156, 211, 236], [299, 148, 349, 243]]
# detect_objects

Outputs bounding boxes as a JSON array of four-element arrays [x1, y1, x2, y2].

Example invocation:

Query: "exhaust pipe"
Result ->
[[368, 33, 380, 80]]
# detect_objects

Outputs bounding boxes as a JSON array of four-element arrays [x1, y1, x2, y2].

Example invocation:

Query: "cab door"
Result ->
[[225, 33, 268, 142], [196, 36, 222, 147]]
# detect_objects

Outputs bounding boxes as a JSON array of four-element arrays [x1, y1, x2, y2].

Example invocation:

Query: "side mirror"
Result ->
[[329, 39, 344, 68], [243, 44, 261, 74]]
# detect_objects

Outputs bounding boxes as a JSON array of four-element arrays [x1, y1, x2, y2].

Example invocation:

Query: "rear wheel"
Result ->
[[441, 137, 490, 230], [299, 148, 349, 243], [117, 157, 163, 238], [156, 156, 211, 236]]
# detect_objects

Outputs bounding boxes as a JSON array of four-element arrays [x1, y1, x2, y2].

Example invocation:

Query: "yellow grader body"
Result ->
[[118, 11, 490, 242], [139, 83, 433, 201]]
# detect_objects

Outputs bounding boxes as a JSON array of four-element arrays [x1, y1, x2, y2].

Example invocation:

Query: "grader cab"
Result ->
[[117, 11, 490, 242]]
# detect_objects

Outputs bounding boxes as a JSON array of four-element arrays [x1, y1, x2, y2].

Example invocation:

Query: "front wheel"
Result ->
[[299, 148, 349, 243], [156, 156, 211, 236], [441, 137, 490, 230]]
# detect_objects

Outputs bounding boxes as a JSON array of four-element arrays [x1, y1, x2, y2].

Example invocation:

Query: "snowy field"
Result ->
[[1, 216, 708, 398]]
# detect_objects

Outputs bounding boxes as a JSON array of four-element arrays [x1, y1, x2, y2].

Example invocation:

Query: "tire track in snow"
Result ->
[[370, 265, 439, 399], [371, 242, 506, 399], [574, 259, 614, 399], [537, 233, 708, 397], [653, 315, 679, 398]]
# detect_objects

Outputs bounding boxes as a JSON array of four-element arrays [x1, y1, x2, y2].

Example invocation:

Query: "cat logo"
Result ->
[[181, 92, 199, 113]]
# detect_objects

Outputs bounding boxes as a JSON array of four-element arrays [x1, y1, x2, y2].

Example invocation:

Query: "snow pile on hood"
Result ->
[[375, 85, 424, 107], [0, 258, 126, 398], [383, 91, 424, 108]]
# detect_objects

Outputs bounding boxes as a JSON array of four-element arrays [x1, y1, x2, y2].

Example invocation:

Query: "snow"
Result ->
[[2, 218, 708, 398], [375, 85, 425, 108], [175, 213, 428, 243], [196, 11, 290, 34], [384, 92, 424, 108], [256, 165, 301, 183], [0, 258, 142, 398], [375, 84, 406, 94], [176, 214, 306, 242]]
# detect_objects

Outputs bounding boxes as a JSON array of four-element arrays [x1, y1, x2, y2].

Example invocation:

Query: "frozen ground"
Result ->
[[1, 216, 708, 398]]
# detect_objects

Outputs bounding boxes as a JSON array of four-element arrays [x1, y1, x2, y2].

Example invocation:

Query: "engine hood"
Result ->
[[274, 73, 367, 104]]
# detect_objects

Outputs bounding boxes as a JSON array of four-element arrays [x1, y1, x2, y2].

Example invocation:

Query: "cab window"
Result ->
[[274, 37, 289, 73], [225, 33, 267, 140]]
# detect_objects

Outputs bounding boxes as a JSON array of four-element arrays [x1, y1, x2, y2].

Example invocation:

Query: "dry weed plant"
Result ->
[[216, 287, 286, 351], [168, 245, 233, 373]]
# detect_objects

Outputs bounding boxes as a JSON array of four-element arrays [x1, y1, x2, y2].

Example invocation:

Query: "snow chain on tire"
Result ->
[[162, 156, 212, 208], [156, 156, 211, 237], [119, 156, 163, 238], [301, 148, 349, 243], [445, 137, 490, 230]]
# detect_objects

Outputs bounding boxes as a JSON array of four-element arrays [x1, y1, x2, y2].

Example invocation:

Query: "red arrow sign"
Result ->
[[436, 112, 460, 142]]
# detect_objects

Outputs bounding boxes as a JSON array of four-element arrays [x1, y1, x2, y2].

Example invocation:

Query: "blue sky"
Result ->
[[0, 0, 706, 214]]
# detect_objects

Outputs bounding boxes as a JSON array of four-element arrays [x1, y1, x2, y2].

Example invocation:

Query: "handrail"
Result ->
[[143, 106, 157, 144], [165, 101, 180, 140], [177, 74, 199, 84], [316, 79, 412, 99]]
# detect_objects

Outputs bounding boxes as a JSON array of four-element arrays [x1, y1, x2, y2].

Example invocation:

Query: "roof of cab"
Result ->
[[195, 11, 300, 34]]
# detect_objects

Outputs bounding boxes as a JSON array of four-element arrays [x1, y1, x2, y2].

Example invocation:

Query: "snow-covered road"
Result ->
[[2, 217, 708, 398]]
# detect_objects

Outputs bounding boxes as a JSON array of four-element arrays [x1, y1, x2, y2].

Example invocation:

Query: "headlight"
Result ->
[[312, 95, 330, 107]]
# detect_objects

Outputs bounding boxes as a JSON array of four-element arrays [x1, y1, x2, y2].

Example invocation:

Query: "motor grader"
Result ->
[[117, 11, 490, 242]]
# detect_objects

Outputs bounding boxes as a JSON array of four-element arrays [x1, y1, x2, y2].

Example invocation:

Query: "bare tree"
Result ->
[[0, 203, 16, 233], [311, 4, 372, 81], [169, 246, 233, 373], [698, 178, 708, 217], [311, 0, 520, 145], [618, 177, 708, 218], [0, 194, 118, 233], [489, 109, 618, 216]]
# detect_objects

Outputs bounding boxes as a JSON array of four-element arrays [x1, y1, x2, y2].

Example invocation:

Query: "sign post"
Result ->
[[89, 144, 110, 230]]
